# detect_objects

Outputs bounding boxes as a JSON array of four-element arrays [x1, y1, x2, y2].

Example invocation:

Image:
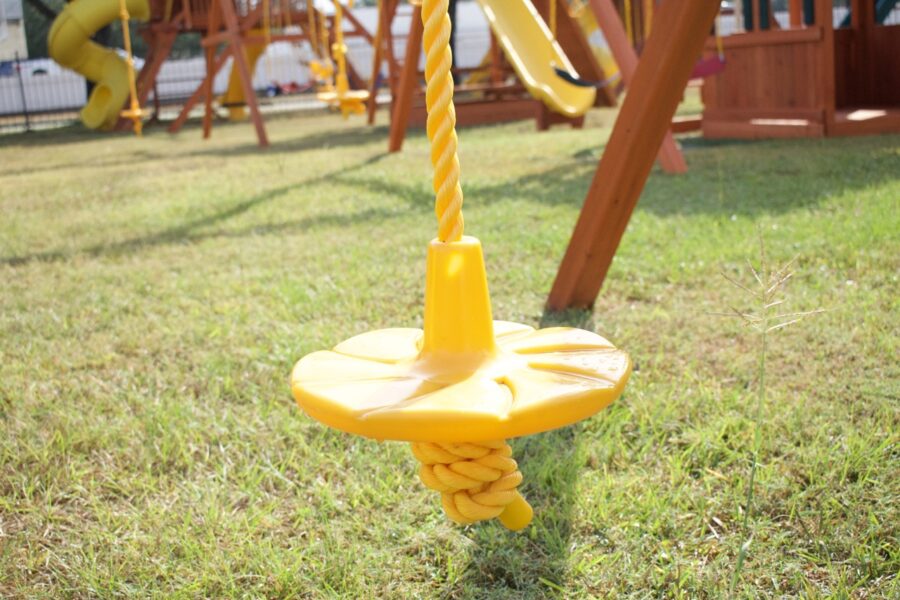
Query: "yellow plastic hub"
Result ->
[[292, 237, 631, 444]]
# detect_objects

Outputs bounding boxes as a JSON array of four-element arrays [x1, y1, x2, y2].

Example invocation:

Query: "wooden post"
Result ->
[[366, 0, 387, 124], [816, 0, 835, 135], [382, 1, 400, 99], [587, 0, 687, 174], [202, 0, 221, 141], [489, 31, 503, 85], [548, 0, 721, 310], [387, 4, 423, 153], [789, 0, 802, 28], [136, 28, 176, 107], [219, 0, 269, 146]]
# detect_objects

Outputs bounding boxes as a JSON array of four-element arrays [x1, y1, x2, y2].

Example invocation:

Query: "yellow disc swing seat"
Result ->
[[291, 0, 630, 531]]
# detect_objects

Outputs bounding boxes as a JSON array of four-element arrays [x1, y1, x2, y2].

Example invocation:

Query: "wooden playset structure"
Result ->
[[371, 0, 620, 153], [367, 0, 694, 175], [701, 0, 900, 138], [131, 0, 376, 146]]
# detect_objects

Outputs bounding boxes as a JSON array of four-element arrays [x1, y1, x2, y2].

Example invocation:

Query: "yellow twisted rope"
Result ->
[[421, 0, 464, 243], [411, 441, 525, 525], [411, 0, 530, 530]]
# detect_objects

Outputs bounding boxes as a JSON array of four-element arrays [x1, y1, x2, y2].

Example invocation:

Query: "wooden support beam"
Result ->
[[168, 50, 231, 134], [202, 46, 217, 140], [135, 29, 176, 106], [218, 0, 268, 146], [489, 31, 503, 85], [548, 0, 721, 310], [366, 0, 390, 124], [789, 0, 802, 27], [343, 5, 375, 45], [201, 0, 222, 141], [587, 0, 687, 174], [382, 3, 399, 97], [816, 0, 835, 135], [388, 4, 423, 153]]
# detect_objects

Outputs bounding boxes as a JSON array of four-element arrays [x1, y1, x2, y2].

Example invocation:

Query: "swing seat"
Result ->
[[292, 237, 631, 443], [120, 106, 147, 120], [690, 57, 725, 80], [317, 89, 370, 118]]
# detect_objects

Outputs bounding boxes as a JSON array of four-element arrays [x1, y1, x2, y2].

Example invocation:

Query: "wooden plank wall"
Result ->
[[701, 29, 826, 120]]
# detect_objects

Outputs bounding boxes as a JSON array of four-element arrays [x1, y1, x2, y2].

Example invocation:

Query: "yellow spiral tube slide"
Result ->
[[47, 0, 150, 130]]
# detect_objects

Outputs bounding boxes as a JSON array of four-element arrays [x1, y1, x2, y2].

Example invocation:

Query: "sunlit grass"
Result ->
[[0, 106, 898, 598]]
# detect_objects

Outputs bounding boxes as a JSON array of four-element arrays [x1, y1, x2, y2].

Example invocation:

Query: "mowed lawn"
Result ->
[[1, 106, 898, 598]]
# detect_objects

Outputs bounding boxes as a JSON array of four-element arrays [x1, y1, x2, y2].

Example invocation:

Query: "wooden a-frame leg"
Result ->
[[168, 50, 230, 134], [548, 0, 720, 310], [136, 29, 176, 107], [202, 45, 217, 139], [588, 0, 687, 174], [367, 0, 396, 124], [366, 1, 385, 124], [219, 0, 269, 147], [387, 4, 422, 153], [201, 0, 223, 140]]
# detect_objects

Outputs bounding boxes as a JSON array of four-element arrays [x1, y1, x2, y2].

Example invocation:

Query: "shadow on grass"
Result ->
[[0, 152, 389, 267], [181, 122, 394, 158], [5, 148, 170, 178], [637, 135, 900, 218], [334, 160, 597, 210], [6, 132, 894, 269], [1, 123, 101, 148], [442, 309, 596, 598], [0, 155, 592, 268], [2, 117, 395, 178], [439, 426, 586, 599]]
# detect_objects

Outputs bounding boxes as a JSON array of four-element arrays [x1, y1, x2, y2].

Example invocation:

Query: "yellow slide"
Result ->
[[48, 0, 149, 130], [474, 0, 595, 117]]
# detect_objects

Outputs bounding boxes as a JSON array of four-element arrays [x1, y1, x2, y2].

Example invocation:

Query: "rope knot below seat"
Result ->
[[411, 440, 526, 525]]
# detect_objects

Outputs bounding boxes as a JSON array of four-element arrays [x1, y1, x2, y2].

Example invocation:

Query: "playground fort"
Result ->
[[45, 0, 899, 148]]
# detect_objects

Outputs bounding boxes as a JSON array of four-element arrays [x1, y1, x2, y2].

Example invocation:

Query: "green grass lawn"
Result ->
[[1, 107, 898, 598]]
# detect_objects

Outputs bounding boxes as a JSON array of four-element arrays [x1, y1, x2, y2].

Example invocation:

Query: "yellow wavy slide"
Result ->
[[474, 0, 595, 118], [48, 0, 150, 130]]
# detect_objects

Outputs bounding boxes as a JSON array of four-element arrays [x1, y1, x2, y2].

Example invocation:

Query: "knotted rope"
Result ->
[[411, 441, 526, 526]]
